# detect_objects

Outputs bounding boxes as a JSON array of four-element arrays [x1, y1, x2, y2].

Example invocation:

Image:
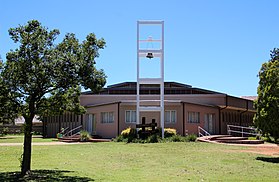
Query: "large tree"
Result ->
[[254, 48, 279, 141], [0, 20, 106, 176]]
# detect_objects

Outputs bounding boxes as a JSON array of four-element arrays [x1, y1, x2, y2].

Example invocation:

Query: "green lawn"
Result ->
[[0, 141, 278, 181], [0, 135, 57, 143]]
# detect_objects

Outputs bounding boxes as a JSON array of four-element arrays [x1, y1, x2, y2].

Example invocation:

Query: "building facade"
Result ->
[[44, 82, 255, 138]]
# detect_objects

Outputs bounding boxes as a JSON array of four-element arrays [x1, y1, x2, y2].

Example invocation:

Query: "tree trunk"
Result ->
[[21, 103, 35, 176]]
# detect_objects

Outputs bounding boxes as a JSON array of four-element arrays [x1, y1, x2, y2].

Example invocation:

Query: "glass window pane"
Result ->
[[132, 111, 136, 123], [171, 111, 176, 123], [126, 111, 130, 123], [165, 111, 170, 123]]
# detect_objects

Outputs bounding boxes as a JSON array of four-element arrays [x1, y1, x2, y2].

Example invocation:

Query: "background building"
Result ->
[[44, 82, 255, 138]]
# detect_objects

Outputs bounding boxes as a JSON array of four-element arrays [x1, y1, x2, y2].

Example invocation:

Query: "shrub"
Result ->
[[169, 135, 186, 142], [132, 138, 147, 143], [146, 134, 159, 143], [113, 135, 123, 142], [121, 127, 137, 139], [186, 134, 197, 142], [164, 128, 177, 138], [80, 130, 91, 142], [2, 127, 9, 135]]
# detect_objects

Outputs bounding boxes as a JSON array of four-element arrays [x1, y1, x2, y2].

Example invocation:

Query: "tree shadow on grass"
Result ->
[[0, 169, 94, 182], [256, 156, 279, 163]]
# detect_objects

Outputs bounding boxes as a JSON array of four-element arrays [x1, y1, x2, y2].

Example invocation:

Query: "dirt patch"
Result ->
[[239, 146, 279, 156], [223, 143, 279, 156]]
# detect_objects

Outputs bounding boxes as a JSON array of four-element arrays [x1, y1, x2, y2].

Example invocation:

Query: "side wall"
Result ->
[[184, 103, 219, 135], [86, 103, 119, 138]]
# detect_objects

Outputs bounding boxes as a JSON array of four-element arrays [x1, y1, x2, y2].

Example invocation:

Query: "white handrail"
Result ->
[[227, 125, 261, 137], [198, 126, 211, 137], [64, 125, 82, 137]]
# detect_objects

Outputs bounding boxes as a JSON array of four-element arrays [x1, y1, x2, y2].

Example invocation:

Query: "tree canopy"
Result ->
[[0, 20, 106, 175], [254, 48, 279, 142]]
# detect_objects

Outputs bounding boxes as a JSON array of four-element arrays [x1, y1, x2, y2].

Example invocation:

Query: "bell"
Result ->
[[146, 52, 154, 59]]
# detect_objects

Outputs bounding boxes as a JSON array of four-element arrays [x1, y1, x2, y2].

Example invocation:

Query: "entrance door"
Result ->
[[204, 114, 214, 134], [86, 114, 96, 135]]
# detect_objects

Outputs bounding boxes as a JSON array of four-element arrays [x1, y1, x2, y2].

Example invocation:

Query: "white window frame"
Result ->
[[188, 112, 200, 123], [101, 112, 114, 123], [125, 110, 136, 123], [165, 110, 176, 123]]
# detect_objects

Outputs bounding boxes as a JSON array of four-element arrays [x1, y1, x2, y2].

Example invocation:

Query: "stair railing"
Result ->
[[227, 125, 261, 137], [64, 125, 83, 137], [198, 126, 211, 137]]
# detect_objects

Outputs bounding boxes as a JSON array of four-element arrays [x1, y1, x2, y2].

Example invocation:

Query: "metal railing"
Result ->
[[64, 125, 82, 137], [227, 125, 261, 137], [61, 127, 69, 136], [198, 126, 211, 137]]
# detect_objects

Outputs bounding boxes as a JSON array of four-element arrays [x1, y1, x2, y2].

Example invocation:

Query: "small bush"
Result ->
[[132, 138, 147, 143], [115, 127, 138, 143], [146, 134, 159, 143], [169, 135, 186, 142], [80, 130, 91, 142], [113, 135, 129, 143], [121, 127, 137, 139], [186, 134, 197, 142], [164, 128, 177, 138], [2, 127, 9, 135]]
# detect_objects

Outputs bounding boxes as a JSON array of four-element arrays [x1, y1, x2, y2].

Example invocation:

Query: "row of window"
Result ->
[[99, 111, 213, 124]]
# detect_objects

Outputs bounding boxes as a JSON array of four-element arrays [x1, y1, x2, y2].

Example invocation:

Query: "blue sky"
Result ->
[[1, 0, 278, 97]]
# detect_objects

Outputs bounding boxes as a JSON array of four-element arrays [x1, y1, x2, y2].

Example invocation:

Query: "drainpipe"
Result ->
[[117, 102, 120, 136], [239, 100, 249, 126], [182, 102, 185, 136], [219, 95, 228, 134]]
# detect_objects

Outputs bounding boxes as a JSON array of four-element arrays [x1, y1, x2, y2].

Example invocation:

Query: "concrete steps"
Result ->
[[197, 135, 264, 145]]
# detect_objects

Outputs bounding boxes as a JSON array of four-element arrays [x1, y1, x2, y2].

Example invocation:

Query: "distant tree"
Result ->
[[0, 20, 106, 176], [254, 48, 279, 142], [0, 60, 19, 124]]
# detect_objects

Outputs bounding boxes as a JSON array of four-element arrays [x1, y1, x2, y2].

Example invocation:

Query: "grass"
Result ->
[[0, 135, 57, 143], [0, 141, 278, 181]]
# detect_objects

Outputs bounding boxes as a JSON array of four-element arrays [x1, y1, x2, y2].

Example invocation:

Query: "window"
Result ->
[[165, 110, 176, 123], [125, 110, 136, 123], [101, 112, 114, 123], [188, 112, 200, 123]]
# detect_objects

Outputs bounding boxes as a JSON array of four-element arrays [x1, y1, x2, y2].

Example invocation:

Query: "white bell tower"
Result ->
[[136, 20, 165, 138]]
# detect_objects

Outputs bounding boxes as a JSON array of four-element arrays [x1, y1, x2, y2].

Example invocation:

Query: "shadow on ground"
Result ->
[[0, 169, 94, 182], [256, 156, 279, 163]]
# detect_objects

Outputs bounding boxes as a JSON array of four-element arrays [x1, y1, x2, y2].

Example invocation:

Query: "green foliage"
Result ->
[[186, 134, 197, 142], [120, 127, 137, 142], [164, 128, 177, 138], [116, 127, 197, 143], [254, 48, 279, 140], [0, 20, 106, 175], [168, 135, 186, 142], [113, 135, 125, 142], [0, 127, 9, 136], [146, 134, 159, 143], [80, 130, 91, 142]]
